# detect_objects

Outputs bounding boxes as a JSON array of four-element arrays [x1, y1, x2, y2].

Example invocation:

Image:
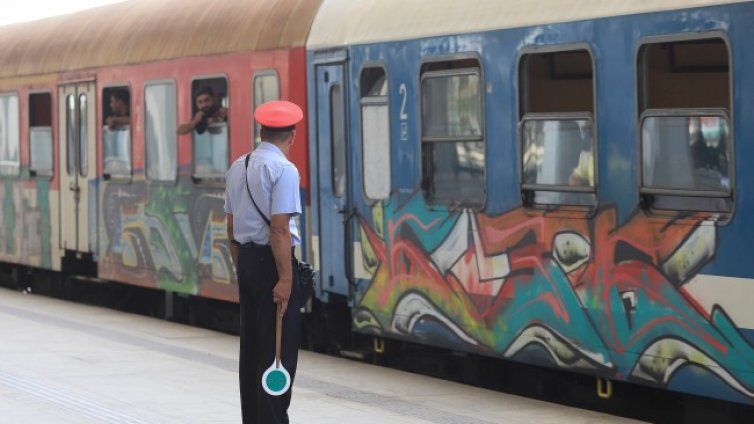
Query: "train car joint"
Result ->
[[596, 377, 613, 399]]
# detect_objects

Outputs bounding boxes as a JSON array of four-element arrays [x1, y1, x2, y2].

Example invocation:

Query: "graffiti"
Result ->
[[0, 180, 17, 256], [99, 180, 235, 301], [0, 179, 51, 268], [354, 193, 754, 401]]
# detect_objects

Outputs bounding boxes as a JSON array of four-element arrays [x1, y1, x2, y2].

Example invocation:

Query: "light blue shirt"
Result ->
[[224, 142, 301, 246]]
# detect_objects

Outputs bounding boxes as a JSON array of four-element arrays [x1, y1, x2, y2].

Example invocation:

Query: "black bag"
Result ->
[[297, 261, 315, 307], [244, 154, 315, 307]]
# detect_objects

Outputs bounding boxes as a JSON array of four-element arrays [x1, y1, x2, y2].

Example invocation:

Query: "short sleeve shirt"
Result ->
[[224, 142, 301, 246]]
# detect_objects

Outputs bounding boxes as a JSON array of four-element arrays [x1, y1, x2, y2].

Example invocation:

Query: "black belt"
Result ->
[[240, 240, 267, 249], [239, 241, 295, 256]]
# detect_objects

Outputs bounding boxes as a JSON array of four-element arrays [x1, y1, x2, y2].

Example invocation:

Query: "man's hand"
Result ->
[[207, 108, 228, 124], [193, 110, 206, 124], [273, 279, 292, 316]]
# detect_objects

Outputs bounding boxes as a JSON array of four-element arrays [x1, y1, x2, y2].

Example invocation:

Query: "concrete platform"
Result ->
[[0, 287, 645, 423]]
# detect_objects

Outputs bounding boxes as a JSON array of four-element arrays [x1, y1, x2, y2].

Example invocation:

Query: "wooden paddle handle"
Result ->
[[275, 302, 282, 368]]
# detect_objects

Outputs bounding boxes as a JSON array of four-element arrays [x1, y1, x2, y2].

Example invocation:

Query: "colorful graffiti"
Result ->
[[0, 179, 52, 268], [99, 179, 236, 301], [354, 193, 754, 402]]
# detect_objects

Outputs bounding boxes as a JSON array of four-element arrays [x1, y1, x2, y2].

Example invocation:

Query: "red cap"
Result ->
[[254, 100, 303, 129]]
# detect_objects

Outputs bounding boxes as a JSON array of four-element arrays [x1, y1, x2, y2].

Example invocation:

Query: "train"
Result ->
[[0, 0, 753, 408]]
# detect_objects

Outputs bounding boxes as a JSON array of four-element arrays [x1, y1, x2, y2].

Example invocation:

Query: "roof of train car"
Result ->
[[0, 0, 322, 80], [307, 0, 749, 49]]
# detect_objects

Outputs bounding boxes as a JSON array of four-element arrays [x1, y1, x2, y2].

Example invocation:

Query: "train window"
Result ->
[[66, 95, 75, 176], [78, 94, 88, 177], [253, 72, 280, 148], [102, 87, 132, 179], [0, 93, 20, 176], [190, 77, 228, 180], [638, 37, 732, 213], [519, 49, 595, 208], [420, 60, 485, 208], [145, 81, 177, 182], [360, 67, 390, 201], [29, 92, 53, 177], [331, 84, 346, 197]]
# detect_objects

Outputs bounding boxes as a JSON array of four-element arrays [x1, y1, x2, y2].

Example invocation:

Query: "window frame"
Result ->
[[28, 90, 54, 179], [101, 83, 134, 183], [419, 55, 486, 209], [143, 79, 178, 184], [0, 91, 21, 178], [516, 44, 597, 211], [329, 83, 347, 198], [359, 63, 392, 203], [635, 32, 734, 218], [518, 111, 597, 194], [65, 93, 76, 178], [189, 73, 230, 184], [638, 108, 734, 214], [78, 93, 88, 178], [252, 70, 281, 148]]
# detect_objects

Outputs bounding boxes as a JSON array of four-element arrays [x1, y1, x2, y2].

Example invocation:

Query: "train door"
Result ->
[[314, 56, 351, 299], [58, 82, 96, 254]]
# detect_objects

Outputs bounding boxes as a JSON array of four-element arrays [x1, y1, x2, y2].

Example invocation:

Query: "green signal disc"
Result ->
[[262, 362, 291, 396]]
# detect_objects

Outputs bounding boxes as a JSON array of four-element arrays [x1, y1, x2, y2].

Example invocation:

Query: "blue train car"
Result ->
[[306, 0, 754, 404]]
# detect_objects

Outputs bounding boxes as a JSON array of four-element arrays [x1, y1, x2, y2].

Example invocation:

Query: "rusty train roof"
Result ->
[[0, 0, 322, 80]]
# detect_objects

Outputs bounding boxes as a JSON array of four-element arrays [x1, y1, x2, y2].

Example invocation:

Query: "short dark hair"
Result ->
[[110, 88, 130, 104], [195, 85, 215, 99], [260, 127, 294, 143]]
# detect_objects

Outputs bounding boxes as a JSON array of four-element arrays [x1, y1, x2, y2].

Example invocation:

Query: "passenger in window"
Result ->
[[177, 86, 228, 135], [689, 117, 710, 166], [691, 117, 729, 190], [700, 117, 727, 169], [569, 138, 594, 187], [105, 89, 130, 129]]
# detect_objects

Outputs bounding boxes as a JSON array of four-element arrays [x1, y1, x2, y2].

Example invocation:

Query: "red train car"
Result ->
[[0, 0, 320, 301]]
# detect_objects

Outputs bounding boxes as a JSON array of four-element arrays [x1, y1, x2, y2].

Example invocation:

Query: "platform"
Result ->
[[0, 287, 645, 423]]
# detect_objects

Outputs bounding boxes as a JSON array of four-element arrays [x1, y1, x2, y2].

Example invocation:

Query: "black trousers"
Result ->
[[238, 244, 300, 424]]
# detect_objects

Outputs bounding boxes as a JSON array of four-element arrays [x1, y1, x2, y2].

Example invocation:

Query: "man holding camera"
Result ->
[[177, 86, 228, 135]]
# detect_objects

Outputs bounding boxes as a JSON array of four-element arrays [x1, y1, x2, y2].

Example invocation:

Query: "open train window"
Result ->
[[518, 48, 596, 209], [102, 86, 131, 180], [0, 93, 20, 177], [145, 81, 177, 182], [420, 58, 485, 208], [637, 36, 732, 215], [190, 77, 228, 180], [29, 92, 53, 177], [360, 66, 390, 201], [252, 71, 280, 148]]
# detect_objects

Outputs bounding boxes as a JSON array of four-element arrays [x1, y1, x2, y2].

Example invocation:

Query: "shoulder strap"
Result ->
[[244, 153, 271, 227]]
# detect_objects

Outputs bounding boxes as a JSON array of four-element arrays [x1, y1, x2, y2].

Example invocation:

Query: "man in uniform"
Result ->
[[225, 100, 303, 424]]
